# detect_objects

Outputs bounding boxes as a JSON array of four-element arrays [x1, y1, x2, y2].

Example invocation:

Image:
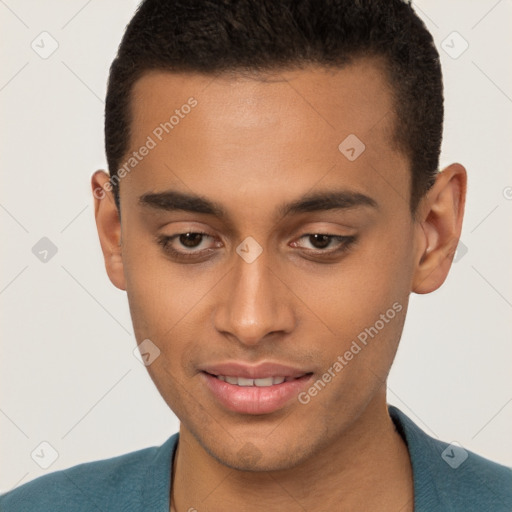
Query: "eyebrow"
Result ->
[[139, 189, 378, 218], [279, 190, 377, 216]]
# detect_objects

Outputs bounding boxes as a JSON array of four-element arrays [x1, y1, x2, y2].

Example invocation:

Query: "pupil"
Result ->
[[180, 233, 202, 248], [310, 234, 330, 249]]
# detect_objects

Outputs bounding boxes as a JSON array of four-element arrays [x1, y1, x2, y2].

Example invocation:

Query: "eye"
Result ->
[[291, 233, 356, 256], [157, 231, 220, 260]]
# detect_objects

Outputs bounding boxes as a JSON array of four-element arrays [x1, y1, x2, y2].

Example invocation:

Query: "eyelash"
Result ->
[[291, 233, 356, 256], [157, 231, 215, 260], [157, 232, 356, 261]]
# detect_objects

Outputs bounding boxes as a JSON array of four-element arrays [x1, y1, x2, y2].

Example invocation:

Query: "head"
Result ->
[[93, 0, 466, 471]]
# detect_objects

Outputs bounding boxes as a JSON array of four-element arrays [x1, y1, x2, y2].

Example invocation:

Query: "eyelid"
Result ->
[[157, 230, 217, 248], [157, 228, 357, 262], [156, 232, 220, 262], [291, 233, 356, 252]]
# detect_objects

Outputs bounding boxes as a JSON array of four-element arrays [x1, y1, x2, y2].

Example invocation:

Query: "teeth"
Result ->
[[254, 377, 273, 387], [215, 375, 289, 387]]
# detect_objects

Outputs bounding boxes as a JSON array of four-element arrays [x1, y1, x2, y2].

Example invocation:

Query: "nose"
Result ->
[[213, 248, 296, 347]]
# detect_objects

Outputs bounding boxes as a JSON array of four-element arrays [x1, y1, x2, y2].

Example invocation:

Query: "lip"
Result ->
[[199, 361, 314, 415], [199, 361, 310, 380]]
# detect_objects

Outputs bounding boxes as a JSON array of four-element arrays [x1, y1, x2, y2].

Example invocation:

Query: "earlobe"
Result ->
[[412, 163, 467, 294], [91, 170, 126, 291]]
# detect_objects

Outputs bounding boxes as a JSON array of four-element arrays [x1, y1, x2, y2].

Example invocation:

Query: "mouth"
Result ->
[[199, 363, 314, 415], [207, 374, 305, 387]]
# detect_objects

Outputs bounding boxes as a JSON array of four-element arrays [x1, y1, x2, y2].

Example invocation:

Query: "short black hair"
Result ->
[[105, 0, 443, 213]]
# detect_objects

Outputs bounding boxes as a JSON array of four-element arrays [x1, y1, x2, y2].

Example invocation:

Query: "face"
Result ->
[[103, 60, 423, 471]]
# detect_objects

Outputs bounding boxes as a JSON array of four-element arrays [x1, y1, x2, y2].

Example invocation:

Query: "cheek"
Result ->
[[121, 232, 223, 376], [293, 230, 412, 337], [121, 244, 206, 414], [291, 225, 413, 388], [121, 232, 191, 342]]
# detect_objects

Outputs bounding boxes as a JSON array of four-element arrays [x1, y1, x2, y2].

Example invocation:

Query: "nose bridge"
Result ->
[[214, 248, 294, 345]]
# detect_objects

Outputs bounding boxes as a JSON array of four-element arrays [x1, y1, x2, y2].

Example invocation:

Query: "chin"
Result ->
[[205, 438, 314, 473]]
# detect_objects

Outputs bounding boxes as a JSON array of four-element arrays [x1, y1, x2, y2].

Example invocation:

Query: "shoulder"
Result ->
[[422, 434, 512, 511], [0, 434, 178, 512], [389, 405, 512, 511]]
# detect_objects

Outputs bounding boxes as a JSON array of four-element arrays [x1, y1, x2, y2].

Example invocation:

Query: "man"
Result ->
[[1, 0, 511, 510]]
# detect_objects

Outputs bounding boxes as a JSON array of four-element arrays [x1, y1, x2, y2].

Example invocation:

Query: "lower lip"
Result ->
[[202, 372, 313, 415]]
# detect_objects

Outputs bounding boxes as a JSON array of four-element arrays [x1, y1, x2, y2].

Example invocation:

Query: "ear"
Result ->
[[412, 163, 467, 294], [91, 170, 126, 291]]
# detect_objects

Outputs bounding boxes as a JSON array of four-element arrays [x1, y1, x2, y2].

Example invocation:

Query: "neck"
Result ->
[[170, 395, 413, 512]]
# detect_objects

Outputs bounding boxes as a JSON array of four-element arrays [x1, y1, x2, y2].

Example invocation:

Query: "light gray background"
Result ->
[[1, 0, 511, 492]]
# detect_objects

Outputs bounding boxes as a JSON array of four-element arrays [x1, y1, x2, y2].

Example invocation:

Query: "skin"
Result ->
[[92, 58, 466, 511]]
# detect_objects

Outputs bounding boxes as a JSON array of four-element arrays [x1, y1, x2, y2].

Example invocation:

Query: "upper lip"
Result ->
[[200, 362, 311, 379]]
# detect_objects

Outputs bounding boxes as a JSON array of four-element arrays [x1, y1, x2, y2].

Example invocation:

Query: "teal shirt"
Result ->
[[1, 406, 511, 511]]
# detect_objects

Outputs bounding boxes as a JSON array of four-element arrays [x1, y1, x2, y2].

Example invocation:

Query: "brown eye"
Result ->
[[157, 231, 220, 261], [291, 233, 357, 258], [308, 234, 331, 249], [179, 232, 204, 248]]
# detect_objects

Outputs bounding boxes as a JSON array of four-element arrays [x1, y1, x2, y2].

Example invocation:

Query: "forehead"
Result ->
[[123, 59, 409, 216], [131, 57, 396, 137]]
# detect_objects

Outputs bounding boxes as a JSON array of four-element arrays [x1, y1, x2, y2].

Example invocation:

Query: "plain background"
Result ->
[[1, 0, 511, 492]]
